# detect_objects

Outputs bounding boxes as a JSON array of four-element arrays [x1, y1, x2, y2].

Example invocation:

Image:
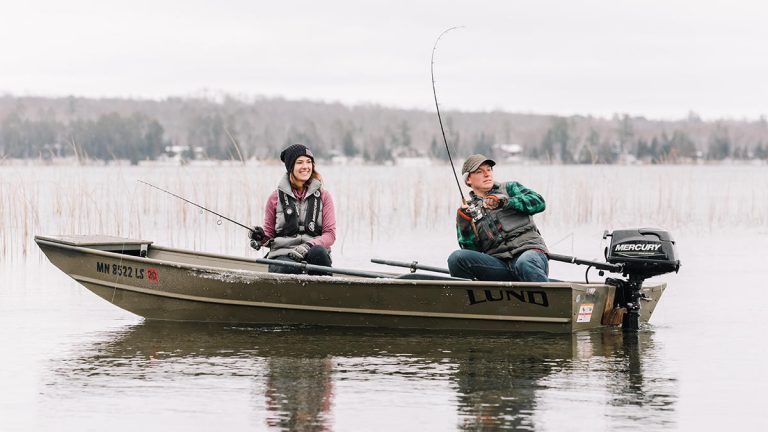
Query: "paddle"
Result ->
[[371, 258, 451, 275], [252, 257, 395, 279], [546, 253, 623, 273], [253, 257, 467, 281]]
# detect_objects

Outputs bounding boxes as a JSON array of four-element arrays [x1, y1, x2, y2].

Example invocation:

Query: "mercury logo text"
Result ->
[[614, 243, 661, 252]]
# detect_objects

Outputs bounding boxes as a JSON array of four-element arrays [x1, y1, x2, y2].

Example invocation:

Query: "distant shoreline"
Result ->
[[3, 95, 768, 165]]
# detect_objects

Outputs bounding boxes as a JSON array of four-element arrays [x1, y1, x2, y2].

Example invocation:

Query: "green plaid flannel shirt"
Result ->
[[456, 181, 546, 251]]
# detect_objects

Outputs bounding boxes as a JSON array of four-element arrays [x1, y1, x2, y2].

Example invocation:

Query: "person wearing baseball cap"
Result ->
[[248, 144, 336, 274], [447, 154, 550, 282]]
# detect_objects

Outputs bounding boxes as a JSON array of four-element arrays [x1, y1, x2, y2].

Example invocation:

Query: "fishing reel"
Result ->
[[465, 202, 484, 222], [249, 226, 268, 251]]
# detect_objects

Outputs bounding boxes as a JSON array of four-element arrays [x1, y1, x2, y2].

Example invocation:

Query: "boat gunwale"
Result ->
[[35, 235, 611, 290]]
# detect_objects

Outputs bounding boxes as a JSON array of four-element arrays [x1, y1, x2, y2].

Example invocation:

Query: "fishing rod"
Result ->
[[431, 26, 466, 204], [137, 180, 253, 232]]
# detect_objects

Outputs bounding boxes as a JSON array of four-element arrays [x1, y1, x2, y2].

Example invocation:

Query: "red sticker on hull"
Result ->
[[147, 268, 159, 282]]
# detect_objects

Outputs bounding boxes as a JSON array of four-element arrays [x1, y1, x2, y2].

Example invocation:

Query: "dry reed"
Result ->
[[1, 163, 766, 261]]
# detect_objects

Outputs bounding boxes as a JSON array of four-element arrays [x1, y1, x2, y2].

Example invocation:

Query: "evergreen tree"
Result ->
[[341, 131, 358, 157], [472, 132, 494, 156], [540, 117, 572, 163], [616, 114, 634, 155], [754, 143, 767, 160], [706, 126, 732, 160]]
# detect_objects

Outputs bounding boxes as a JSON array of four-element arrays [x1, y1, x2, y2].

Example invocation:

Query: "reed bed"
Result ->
[[1, 163, 766, 262]]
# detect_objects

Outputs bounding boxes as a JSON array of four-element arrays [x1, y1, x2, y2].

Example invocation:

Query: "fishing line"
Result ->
[[113, 176, 142, 303], [549, 231, 575, 253], [137, 180, 252, 232], [431, 26, 466, 204], [138, 179, 269, 258]]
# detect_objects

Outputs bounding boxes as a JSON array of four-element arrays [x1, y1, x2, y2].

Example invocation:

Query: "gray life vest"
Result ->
[[268, 175, 324, 258], [469, 182, 548, 259]]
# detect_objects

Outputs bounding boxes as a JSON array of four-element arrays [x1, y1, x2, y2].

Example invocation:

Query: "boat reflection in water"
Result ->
[[48, 323, 678, 430]]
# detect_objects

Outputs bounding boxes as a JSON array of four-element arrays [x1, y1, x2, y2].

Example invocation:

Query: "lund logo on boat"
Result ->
[[466, 289, 549, 307]]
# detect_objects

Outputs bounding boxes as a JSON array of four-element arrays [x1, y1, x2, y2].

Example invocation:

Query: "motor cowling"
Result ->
[[605, 228, 680, 280]]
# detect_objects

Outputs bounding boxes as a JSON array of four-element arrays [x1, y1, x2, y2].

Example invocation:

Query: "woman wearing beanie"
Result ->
[[249, 144, 336, 274]]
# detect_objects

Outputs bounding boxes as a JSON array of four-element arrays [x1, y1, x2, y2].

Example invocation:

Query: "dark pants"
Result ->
[[447, 249, 549, 282], [268, 246, 332, 275]]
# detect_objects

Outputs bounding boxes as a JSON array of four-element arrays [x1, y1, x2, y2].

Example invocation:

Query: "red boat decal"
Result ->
[[147, 268, 159, 282]]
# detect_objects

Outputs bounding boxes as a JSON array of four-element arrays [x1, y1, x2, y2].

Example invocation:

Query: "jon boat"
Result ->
[[35, 229, 679, 333]]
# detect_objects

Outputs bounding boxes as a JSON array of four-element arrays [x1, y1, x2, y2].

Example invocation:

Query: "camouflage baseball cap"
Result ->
[[461, 154, 496, 176]]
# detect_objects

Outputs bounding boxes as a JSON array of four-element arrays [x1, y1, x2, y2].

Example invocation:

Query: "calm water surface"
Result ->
[[1, 260, 675, 432], [2, 165, 767, 431], [3, 229, 765, 431]]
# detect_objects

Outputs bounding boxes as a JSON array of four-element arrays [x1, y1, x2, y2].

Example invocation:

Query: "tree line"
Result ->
[[0, 111, 166, 164], [1, 95, 767, 164]]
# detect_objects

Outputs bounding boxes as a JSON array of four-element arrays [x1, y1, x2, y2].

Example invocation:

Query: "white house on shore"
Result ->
[[493, 144, 524, 163], [393, 146, 431, 167]]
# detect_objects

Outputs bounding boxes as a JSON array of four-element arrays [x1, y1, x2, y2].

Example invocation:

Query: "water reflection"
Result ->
[[265, 353, 334, 430], [49, 323, 677, 430]]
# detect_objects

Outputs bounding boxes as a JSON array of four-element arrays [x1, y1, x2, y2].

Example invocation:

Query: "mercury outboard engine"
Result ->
[[548, 228, 680, 330], [605, 228, 680, 280], [604, 228, 680, 330]]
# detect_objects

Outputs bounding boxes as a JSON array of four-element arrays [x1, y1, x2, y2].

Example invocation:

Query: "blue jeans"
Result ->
[[447, 249, 549, 282]]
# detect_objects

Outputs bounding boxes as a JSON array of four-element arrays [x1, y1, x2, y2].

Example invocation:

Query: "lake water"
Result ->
[[1, 164, 766, 431]]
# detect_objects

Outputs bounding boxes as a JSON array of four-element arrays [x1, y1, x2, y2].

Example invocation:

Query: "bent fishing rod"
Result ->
[[431, 26, 466, 204], [137, 180, 253, 232]]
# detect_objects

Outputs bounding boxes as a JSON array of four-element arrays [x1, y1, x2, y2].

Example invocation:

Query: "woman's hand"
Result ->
[[248, 226, 266, 242], [288, 243, 312, 262]]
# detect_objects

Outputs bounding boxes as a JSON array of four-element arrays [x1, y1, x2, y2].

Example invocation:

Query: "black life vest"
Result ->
[[276, 189, 323, 237]]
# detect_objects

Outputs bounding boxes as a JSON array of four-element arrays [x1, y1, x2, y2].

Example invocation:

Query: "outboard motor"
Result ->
[[605, 228, 680, 280], [604, 228, 680, 330], [548, 228, 680, 331]]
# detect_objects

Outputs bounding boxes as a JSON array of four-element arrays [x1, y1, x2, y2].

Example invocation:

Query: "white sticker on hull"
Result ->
[[577, 304, 594, 323]]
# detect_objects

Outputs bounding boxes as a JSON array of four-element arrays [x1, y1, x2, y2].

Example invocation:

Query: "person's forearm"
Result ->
[[506, 182, 545, 214]]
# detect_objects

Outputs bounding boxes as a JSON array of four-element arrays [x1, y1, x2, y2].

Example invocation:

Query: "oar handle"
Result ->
[[371, 258, 451, 274], [547, 253, 623, 273], [252, 258, 394, 279]]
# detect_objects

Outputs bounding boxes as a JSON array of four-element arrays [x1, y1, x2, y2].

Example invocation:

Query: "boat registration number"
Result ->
[[95, 261, 159, 282]]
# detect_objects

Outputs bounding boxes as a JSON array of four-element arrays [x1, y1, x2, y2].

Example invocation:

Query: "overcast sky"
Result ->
[[2, 0, 767, 120]]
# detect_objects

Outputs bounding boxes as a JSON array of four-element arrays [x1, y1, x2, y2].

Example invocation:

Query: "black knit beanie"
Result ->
[[280, 144, 314, 173]]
